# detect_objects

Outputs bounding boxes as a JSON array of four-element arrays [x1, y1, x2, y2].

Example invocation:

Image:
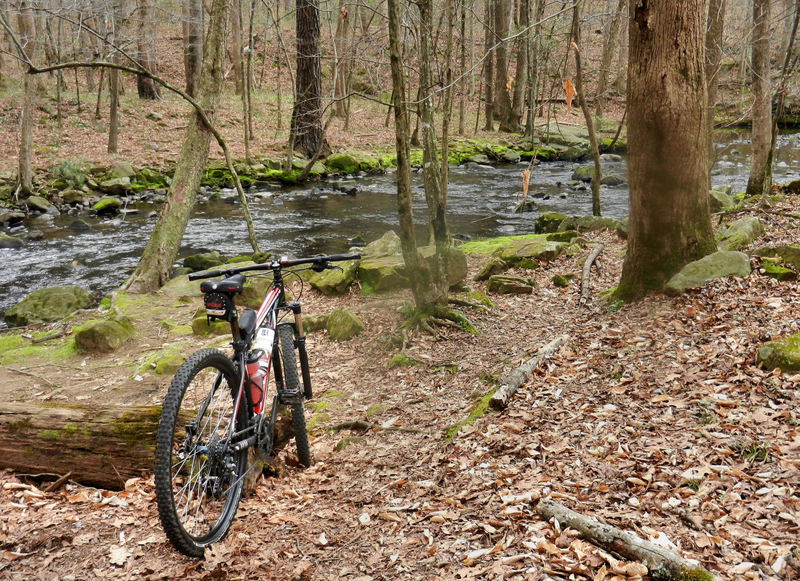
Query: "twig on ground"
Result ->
[[8, 367, 57, 388], [43, 471, 72, 493], [31, 328, 71, 344], [580, 243, 605, 306]]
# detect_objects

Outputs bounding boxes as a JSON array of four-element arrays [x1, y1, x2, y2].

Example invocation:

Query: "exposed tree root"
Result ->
[[403, 305, 477, 337]]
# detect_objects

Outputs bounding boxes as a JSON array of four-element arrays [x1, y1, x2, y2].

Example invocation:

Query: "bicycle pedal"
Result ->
[[278, 390, 302, 405]]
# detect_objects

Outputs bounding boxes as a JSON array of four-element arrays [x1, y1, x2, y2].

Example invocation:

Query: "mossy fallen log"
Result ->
[[0, 402, 162, 490]]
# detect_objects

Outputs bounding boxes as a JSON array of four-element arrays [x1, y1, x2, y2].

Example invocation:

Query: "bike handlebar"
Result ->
[[188, 252, 362, 281]]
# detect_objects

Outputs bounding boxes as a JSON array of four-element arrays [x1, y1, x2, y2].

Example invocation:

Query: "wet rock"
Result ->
[[0, 234, 23, 249], [93, 196, 122, 216], [25, 195, 56, 213], [25, 229, 44, 241], [600, 154, 622, 162], [664, 251, 751, 295], [4, 285, 94, 327], [514, 199, 536, 213], [0, 211, 25, 225], [571, 165, 595, 182], [69, 219, 92, 232], [183, 250, 224, 271], [99, 176, 131, 195], [326, 307, 364, 341], [600, 174, 624, 186], [61, 189, 87, 205]]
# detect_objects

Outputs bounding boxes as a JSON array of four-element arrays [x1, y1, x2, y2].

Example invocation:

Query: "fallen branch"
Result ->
[[31, 327, 71, 344], [43, 471, 72, 493], [580, 243, 605, 306], [489, 335, 569, 410], [7, 367, 57, 388], [535, 498, 719, 581]]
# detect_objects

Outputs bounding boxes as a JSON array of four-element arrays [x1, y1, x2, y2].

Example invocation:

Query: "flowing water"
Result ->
[[1, 132, 798, 325]]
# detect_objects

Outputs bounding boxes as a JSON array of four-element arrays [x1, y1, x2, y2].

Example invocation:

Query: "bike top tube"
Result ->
[[187, 252, 362, 282]]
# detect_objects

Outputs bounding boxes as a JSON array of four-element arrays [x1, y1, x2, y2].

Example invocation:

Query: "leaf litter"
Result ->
[[1, 196, 800, 580]]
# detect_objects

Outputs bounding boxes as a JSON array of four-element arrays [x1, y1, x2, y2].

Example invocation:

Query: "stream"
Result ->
[[1, 132, 798, 326]]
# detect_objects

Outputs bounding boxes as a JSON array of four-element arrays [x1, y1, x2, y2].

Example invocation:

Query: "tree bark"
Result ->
[[136, 0, 162, 100], [124, 0, 231, 293], [511, 0, 528, 123], [493, 0, 517, 131], [705, 0, 726, 184], [524, 0, 545, 136], [291, 0, 330, 157], [332, 0, 351, 117], [595, 0, 626, 119], [16, 1, 36, 197], [483, 0, 495, 130], [490, 335, 568, 409], [616, 0, 716, 300], [182, 0, 203, 97], [747, 0, 773, 198], [228, 0, 244, 95], [0, 402, 162, 490]]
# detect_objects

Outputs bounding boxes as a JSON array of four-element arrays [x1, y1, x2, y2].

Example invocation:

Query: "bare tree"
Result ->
[[136, 0, 162, 99], [616, 0, 716, 300], [595, 0, 626, 118], [15, 1, 36, 197], [182, 0, 203, 97]]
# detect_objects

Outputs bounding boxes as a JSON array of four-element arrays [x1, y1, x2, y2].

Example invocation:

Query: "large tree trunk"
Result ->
[[746, 0, 772, 197], [291, 0, 330, 157], [332, 0, 351, 117], [387, 0, 425, 309], [16, 1, 36, 197], [483, 0, 495, 130], [123, 0, 231, 294], [595, 0, 626, 119], [493, 0, 517, 131], [182, 0, 204, 97], [616, 0, 716, 300], [511, 0, 528, 123], [524, 0, 545, 136], [136, 0, 162, 100]]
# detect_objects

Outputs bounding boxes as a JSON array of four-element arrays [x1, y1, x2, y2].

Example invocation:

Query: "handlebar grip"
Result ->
[[324, 253, 362, 262], [188, 269, 224, 281]]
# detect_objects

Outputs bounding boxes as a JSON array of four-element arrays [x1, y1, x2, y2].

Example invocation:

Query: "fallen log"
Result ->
[[0, 401, 294, 490], [489, 335, 569, 410], [0, 402, 162, 490], [580, 243, 605, 306], [535, 497, 718, 581]]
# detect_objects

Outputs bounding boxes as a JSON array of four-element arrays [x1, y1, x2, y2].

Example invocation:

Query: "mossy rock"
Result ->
[[150, 345, 185, 376], [757, 334, 800, 372], [4, 285, 94, 327], [326, 307, 364, 341], [98, 177, 131, 195], [761, 262, 797, 281], [92, 196, 122, 216], [664, 251, 751, 295], [498, 238, 568, 267], [475, 257, 508, 281], [571, 165, 596, 182], [752, 245, 800, 270], [358, 254, 408, 293], [303, 313, 329, 333], [363, 230, 402, 257], [558, 215, 624, 234], [309, 258, 359, 296], [74, 316, 135, 353], [108, 161, 136, 179], [26, 195, 55, 213], [419, 245, 468, 287], [717, 216, 764, 251], [0, 233, 23, 249], [535, 212, 567, 234], [183, 251, 224, 272], [61, 189, 87, 204], [552, 273, 577, 287], [487, 275, 535, 294], [191, 315, 230, 336], [325, 152, 358, 174], [710, 187, 735, 212]]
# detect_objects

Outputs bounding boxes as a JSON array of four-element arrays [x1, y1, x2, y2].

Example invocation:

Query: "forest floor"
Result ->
[[1, 191, 799, 580]]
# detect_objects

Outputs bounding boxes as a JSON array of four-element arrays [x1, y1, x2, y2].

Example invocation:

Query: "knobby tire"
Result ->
[[278, 325, 311, 467], [154, 349, 248, 557]]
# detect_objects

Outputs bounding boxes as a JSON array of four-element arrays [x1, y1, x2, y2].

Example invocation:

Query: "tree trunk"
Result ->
[[493, 0, 517, 131], [228, 0, 244, 95], [123, 0, 231, 294], [291, 0, 330, 157], [746, 0, 772, 197], [525, 0, 545, 136], [182, 0, 204, 97], [483, 0, 495, 130], [108, 67, 119, 153], [136, 0, 162, 100], [511, 0, 528, 123], [705, 0, 726, 183], [16, 2, 35, 197], [616, 0, 716, 300], [332, 0, 351, 117], [595, 0, 626, 119], [387, 0, 425, 309]]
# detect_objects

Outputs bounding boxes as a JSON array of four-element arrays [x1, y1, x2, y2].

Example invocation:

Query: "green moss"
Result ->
[[335, 436, 365, 451], [459, 233, 552, 256], [465, 290, 493, 308], [6, 419, 33, 433], [321, 389, 349, 400], [37, 429, 63, 441], [0, 335, 26, 352], [445, 388, 496, 441], [388, 353, 421, 368], [113, 407, 161, 447], [432, 364, 459, 374], [365, 403, 388, 417], [306, 400, 331, 413], [307, 412, 331, 432], [409, 150, 424, 166]]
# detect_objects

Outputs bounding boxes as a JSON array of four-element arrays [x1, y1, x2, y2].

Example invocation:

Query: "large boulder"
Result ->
[[26, 195, 57, 214], [752, 245, 800, 270], [309, 258, 359, 296], [74, 316, 135, 352], [709, 186, 735, 213], [571, 165, 595, 182], [757, 334, 800, 372], [324, 152, 358, 175], [363, 230, 402, 257], [4, 285, 94, 327], [534, 212, 567, 234], [717, 216, 764, 251], [358, 254, 407, 293], [664, 251, 751, 295], [487, 275, 535, 294], [326, 307, 364, 341], [109, 161, 136, 179]]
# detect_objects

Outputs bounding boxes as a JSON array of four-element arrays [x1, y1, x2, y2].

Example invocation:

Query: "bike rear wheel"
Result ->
[[278, 325, 311, 467], [154, 349, 248, 557]]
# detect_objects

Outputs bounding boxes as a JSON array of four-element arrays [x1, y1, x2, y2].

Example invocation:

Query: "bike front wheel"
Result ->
[[154, 349, 248, 557], [278, 325, 311, 467]]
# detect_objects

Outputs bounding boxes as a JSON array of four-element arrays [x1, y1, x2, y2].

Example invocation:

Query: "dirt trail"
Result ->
[[1, 205, 800, 579]]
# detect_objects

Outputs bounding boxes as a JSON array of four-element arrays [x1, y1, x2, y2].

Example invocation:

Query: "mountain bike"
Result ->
[[154, 252, 360, 557]]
